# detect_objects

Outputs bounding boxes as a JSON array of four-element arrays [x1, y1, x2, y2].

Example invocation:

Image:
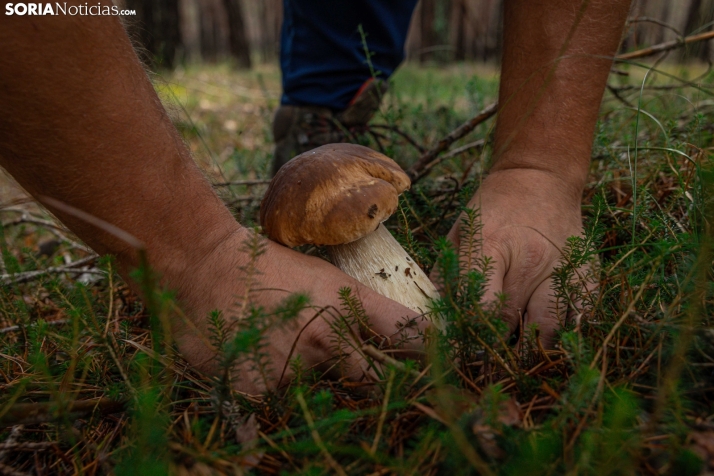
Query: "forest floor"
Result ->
[[1, 60, 714, 475]]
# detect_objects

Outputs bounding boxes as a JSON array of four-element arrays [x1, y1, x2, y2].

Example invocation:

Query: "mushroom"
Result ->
[[260, 143, 443, 329]]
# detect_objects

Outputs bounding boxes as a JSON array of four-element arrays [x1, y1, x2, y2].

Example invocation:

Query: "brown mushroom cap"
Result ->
[[260, 143, 410, 247]]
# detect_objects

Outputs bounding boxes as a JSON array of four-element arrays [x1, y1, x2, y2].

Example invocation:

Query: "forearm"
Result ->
[[493, 0, 631, 198], [0, 9, 242, 297]]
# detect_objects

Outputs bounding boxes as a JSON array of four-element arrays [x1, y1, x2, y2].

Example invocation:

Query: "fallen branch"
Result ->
[[626, 17, 683, 39], [616, 30, 714, 61], [0, 318, 70, 335], [406, 102, 497, 182], [1, 255, 99, 285], [0, 462, 30, 476], [0, 442, 55, 451], [415, 139, 485, 181], [404, 31, 714, 183], [362, 344, 425, 381], [368, 124, 427, 153], [0, 398, 125, 428], [1, 209, 91, 253]]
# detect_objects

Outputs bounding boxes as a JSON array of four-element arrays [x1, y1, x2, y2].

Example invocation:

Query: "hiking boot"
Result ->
[[271, 78, 388, 176]]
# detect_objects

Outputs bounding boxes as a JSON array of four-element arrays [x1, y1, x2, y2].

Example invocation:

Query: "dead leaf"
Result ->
[[689, 431, 714, 469], [234, 413, 264, 469], [470, 397, 522, 460]]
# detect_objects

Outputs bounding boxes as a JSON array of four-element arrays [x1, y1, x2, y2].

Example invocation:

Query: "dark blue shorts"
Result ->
[[280, 0, 418, 111]]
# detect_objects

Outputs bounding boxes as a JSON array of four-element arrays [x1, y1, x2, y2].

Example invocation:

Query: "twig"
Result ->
[[606, 84, 635, 108], [0, 425, 22, 464], [0, 442, 54, 451], [616, 30, 714, 61], [1, 210, 91, 252], [0, 398, 125, 428], [367, 130, 387, 154], [403, 32, 713, 184], [0, 318, 70, 335], [369, 124, 427, 153], [0, 462, 30, 476], [627, 16, 683, 39], [0, 255, 99, 285], [416, 139, 485, 182], [608, 84, 713, 93], [361, 344, 423, 380], [406, 102, 497, 181]]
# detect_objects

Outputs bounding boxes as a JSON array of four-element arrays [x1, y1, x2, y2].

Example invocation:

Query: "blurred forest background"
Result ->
[[118, 0, 714, 70]]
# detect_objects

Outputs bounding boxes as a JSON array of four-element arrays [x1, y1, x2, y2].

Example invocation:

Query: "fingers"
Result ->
[[331, 341, 383, 390], [298, 284, 424, 390], [480, 244, 527, 337], [354, 285, 428, 357], [524, 278, 560, 348]]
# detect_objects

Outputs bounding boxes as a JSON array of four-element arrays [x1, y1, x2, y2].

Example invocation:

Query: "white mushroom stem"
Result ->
[[327, 224, 444, 330]]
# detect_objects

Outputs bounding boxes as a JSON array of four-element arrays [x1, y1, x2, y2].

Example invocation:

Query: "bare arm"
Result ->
[[494, 0, 629, 190], [447, 0, 631, 344], [0, 6, 419, 393]]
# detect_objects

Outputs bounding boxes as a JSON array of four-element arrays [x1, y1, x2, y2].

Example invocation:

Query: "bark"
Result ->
[[125, 0, 182, 69], [420, 0, 437, 63], [452, 0, 467, 60], [223, 0, 252, 68], [683, 0, 714, 60]]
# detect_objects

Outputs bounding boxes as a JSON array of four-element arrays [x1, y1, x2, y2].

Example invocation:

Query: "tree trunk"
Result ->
[[683, 0, 714, 60], [125, 0, 182, 69], [451, 0, 467, 60], [222, 0, 252, 68], [420, 0, 436, 63]]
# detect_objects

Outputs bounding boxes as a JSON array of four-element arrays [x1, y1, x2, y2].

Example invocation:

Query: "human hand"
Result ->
[[441, 168, 595, 347], [170, 227, 423, 395]]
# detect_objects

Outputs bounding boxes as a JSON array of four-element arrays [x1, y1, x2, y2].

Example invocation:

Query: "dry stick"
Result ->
[[0, 399, 125, 428], [2, 215, 80, 248], [0, 255, 100, 285], [419, 139, 485, 179], [0, 425, 22, 464], [369, 124, 427, 153], [0, 318, 70, 335], [361, 344, 425, 381], [406, 102, 497, 182], [627, 17, 683, 38], [616, 30, 714, 61], [0, 462, 30, 476], [406, 31, 714, 183], [0, 442, 54, 451], [589, 263, 656, 370]]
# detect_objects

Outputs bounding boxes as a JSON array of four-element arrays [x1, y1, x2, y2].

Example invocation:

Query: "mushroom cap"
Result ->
[[260, 143, 411, 247]]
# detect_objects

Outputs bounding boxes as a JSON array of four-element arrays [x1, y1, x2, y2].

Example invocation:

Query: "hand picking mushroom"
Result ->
[[260, 143, 443, 329]]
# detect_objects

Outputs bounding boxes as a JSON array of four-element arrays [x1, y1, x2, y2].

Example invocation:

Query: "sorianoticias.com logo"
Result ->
[[4, 3, 136, 16]]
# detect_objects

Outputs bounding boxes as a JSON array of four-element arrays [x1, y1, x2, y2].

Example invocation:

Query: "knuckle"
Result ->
[[300, 318, 336, 358]]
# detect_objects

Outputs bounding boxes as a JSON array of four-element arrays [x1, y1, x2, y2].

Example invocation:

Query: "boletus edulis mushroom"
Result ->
[[260, 143, 443, 329]]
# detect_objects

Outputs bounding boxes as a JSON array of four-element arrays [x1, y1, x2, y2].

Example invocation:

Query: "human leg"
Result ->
[[272, 0, 418, 174]]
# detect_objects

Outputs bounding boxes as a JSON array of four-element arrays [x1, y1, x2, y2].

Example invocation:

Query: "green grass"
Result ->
[[1, 60, 714, 475]]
